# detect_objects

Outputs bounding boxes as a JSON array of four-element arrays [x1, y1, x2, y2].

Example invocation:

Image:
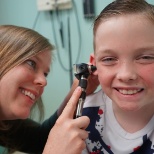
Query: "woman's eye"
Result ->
[[44, 72, 48, 77], [26, 60, 36, 69]]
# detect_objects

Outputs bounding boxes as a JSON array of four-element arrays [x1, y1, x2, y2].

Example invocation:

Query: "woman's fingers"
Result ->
[[74, 116, 90, 129], [60, 86, 82, 119]]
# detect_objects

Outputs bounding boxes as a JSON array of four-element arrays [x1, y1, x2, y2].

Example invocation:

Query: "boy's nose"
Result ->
[[116, 63, 137, 82]]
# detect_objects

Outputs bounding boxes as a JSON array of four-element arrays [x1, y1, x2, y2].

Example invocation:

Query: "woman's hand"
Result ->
[[43, 87, 90, 154]]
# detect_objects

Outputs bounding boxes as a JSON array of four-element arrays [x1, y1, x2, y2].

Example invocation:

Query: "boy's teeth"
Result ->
[[119, 89, 140, 95], [21, 89, 36, 100]]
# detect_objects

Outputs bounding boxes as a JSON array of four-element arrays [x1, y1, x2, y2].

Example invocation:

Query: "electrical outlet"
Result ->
[[37, 0, 72, 11], [37, 0, 54, 11]]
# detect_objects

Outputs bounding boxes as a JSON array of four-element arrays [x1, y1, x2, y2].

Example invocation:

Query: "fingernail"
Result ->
[[76, 86, 81, 92]]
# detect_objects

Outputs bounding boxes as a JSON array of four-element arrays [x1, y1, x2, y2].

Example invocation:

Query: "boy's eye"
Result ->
[[26, 60, 36, 69], [137, 55, 154, 64], [101, 57, 117, 65], [141, 56, 154, 60]]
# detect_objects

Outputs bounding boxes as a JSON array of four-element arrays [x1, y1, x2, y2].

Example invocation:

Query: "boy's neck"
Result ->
[[112, 103, 154, 133]]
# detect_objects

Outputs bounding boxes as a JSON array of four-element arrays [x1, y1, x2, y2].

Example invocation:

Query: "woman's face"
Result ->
[[0, 50, 51, 120]]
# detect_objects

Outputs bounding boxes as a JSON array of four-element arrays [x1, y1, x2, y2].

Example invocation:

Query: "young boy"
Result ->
[[82, 0, 154, 153]]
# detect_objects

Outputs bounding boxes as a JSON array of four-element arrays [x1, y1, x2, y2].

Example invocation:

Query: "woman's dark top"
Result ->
[[0, 111, 58, 154]]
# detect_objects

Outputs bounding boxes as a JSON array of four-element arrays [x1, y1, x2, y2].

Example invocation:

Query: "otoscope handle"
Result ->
[[75, 76, 87, 118], [79, 76, 88, 88], [76, 91, 86, 118]]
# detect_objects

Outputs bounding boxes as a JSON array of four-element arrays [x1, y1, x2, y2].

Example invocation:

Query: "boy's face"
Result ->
[[91, 14, 154, 111]]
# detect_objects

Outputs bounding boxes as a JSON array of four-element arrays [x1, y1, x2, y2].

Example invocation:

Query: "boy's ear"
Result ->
[[89, 53, 98, 75], [90, 53, 95, 64]]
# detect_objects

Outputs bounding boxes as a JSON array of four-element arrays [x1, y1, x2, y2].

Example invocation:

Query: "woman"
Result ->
[[0, 25, 98, 154]]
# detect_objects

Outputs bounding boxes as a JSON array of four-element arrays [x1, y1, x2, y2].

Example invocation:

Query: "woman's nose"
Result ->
[[34, 73, 47, 87], [116, 62, 137, 82]]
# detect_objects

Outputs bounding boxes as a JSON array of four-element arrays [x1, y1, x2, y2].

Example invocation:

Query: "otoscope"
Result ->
[[73, 63, 97, 118]]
